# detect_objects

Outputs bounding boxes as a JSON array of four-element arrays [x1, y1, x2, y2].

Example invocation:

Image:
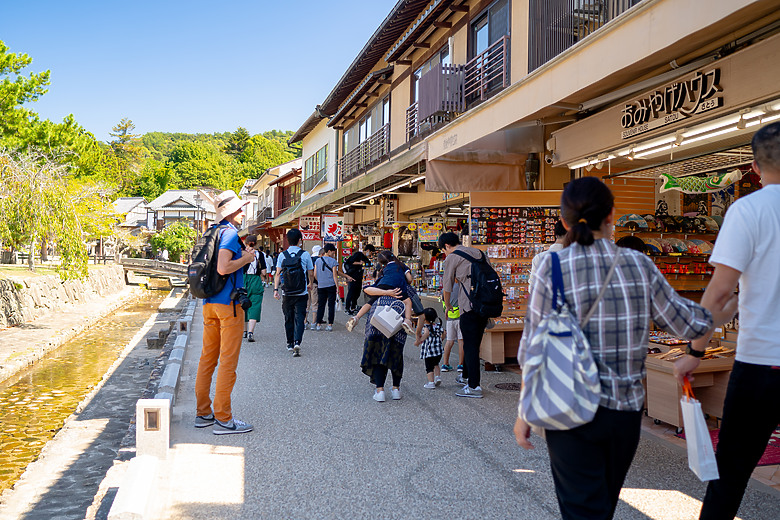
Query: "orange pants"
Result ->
[[196, 303, 245, 423]]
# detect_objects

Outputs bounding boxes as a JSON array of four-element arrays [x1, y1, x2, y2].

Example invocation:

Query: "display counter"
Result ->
[[644, 332, 737, 429]]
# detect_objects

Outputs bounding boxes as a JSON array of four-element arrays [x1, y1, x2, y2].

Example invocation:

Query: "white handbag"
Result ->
[[680, 378, 720, 481], [370, 305, 404, 338]]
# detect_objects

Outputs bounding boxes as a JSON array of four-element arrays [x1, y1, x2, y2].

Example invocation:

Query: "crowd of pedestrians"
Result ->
[[190, 122, 780, 520]]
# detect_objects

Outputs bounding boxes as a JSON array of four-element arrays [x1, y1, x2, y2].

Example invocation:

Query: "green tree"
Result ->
[[0, 40, 51, 145], [148, 220, 196, 262], [0, 149, 115, 279], [109, 118, 146, 193], [224, 127, 251, 157]]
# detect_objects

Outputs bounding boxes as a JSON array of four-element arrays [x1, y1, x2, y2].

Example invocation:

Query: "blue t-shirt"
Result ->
[[315, 256, 338, 288], [275, 246, 314, 296], [204, 221, 243, 305], [376, 262, 408, 290]]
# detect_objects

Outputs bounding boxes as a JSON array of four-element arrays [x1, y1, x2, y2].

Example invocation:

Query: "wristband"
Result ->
[[684, 344, 705, 358]]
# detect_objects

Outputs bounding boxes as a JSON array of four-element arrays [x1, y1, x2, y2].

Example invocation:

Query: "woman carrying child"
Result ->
[[345, 250, 414, 334], [416, 308, 443, 389]]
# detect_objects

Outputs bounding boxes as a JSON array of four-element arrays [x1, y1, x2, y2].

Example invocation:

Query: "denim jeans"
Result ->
[[282, 294, 308, 345]]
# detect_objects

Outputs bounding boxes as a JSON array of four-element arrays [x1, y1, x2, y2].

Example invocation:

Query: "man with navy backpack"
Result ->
[[273, 228, 314, 357], [439, 231, 503, 398]]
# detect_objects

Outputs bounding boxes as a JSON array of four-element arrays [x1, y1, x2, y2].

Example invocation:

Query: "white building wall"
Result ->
[[301, 118, 337, 201]]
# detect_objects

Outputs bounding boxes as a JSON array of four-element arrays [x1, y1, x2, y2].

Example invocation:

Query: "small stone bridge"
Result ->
[[119, 258, 189, 284]]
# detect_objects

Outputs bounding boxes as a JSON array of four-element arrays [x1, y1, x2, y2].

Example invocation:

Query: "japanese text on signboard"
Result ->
[[621, 69, 723, 139]]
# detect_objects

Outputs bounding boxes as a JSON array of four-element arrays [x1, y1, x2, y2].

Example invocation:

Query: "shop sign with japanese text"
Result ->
[[322, 214, 344, 241], [299, 215, 321, 241], [380, 197, 398, 228], [620, 69, 723, 139]]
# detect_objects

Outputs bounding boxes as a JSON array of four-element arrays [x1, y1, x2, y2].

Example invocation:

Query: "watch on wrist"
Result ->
[[685, 344, 705, 358]]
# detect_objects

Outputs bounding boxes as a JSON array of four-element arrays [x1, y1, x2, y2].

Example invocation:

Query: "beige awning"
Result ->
[[426, 151, 528, 192]]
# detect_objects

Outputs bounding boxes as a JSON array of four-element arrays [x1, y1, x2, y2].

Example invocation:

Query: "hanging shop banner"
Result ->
[[418, 222, 443, 242], [380, 197, 398, 228], [299, 215, 321, 241], [322, 213, 344, 241]]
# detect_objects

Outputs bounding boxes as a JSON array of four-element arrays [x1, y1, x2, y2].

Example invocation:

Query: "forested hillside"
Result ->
[[0, 38, 299, 278]]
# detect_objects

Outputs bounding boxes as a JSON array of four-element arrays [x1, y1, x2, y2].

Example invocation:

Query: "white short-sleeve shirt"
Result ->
[[709, 184, 780, 365]]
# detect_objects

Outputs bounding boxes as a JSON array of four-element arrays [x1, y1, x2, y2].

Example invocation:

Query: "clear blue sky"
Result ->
[[0, 0, 397, 142]]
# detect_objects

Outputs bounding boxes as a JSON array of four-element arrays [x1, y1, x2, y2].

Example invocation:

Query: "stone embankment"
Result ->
[[0, 265, 126, 328], [0, 265, 138, 384]]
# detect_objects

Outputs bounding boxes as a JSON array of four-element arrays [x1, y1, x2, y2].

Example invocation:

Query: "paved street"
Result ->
[[155, 295, 779, 519]]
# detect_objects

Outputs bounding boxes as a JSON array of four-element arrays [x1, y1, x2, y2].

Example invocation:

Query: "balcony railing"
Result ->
[[256, 206, 273, 223], [302, 170, 327, 192], [406, 63, 466, 141], [339, 123, 390, 185], [529, 0, 643, 71], [464, 35, 509, 104]]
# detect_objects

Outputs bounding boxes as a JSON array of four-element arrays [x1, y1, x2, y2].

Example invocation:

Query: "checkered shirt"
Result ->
[[420, 322, 444, 359], [519, 239, 713, 411]]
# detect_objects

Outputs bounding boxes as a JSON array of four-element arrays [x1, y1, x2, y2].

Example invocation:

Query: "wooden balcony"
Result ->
[[529, 0, 643, 71], [338, 123, 390, 185], [406, 38, 508, 142]]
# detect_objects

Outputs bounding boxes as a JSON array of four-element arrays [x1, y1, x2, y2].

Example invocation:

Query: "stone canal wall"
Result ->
[[0, 265, 126, 328]]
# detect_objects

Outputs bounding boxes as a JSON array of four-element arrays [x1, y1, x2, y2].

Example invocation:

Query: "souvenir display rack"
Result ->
[[470, 206, 562, 365]]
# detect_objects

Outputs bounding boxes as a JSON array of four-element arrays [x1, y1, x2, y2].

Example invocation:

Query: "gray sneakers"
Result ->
[[455, 385, 483, 398], [194, 413, 215, 428], [213, 418, 253, 435], [455, 375, 469, 386]]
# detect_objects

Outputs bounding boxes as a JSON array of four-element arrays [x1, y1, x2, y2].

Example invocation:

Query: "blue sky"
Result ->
[[0, 0, 397, 142]]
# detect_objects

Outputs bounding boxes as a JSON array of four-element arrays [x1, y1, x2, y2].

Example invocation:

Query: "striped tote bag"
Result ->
[[519, 250, 620, 430]]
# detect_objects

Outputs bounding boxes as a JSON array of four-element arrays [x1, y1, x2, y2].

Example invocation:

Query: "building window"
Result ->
[[470, 0, 509, 58], [303, 144, 328, 192]]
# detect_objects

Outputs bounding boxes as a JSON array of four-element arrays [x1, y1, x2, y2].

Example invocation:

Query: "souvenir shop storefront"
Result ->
[[547, 32, 780, 430]]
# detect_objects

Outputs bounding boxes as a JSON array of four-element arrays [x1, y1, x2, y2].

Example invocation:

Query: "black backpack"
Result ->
[[281, 250, 306, 294], [188, 224, 229, 299], [452, 249, 504, 318]]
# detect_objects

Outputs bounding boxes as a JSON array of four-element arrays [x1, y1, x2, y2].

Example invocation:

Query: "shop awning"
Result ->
[[272, 143, 427, 226], [425, 127, 542, 192]]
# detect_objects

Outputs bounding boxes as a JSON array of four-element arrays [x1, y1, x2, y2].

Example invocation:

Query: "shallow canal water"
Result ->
[[0, 290, 167, 494]]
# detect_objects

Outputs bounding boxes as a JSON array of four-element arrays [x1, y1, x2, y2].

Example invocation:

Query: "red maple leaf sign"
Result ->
[[327, 223, 339, 234]]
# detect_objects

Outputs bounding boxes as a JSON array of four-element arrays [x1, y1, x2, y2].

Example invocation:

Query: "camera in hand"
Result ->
[[230, 287, 252, 310]]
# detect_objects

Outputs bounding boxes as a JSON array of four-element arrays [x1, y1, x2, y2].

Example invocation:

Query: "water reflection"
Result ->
[[0, 290, 167, 493]]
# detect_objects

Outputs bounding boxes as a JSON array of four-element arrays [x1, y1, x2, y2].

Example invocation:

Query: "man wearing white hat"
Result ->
[[194, 190, 255, 435]]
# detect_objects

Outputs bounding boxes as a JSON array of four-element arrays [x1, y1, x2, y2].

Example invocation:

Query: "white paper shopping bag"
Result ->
[[679, 379, 719, 481]]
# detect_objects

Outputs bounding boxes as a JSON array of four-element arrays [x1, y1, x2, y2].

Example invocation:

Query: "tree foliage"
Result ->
[[148, 220, 196, 263], [0, 149, 115, 279], [0, 40, 50, 143]]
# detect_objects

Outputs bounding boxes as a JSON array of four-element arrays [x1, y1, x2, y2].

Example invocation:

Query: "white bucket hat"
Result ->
[[214, 190, 250, 221], [311, 245, 322, 257]]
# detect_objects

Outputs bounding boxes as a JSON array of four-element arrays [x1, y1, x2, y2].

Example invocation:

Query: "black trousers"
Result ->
[[700, 360, 780, 520], [546, 406, 643, 520], [345, 276, 362, 312], [371, 364, 401, 388], [316, 285, 337, 324], [282, 294, 308, 346], [459, 311, 488, 388]]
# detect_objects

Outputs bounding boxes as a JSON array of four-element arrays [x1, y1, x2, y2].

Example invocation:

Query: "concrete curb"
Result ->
[[107, 455, 158, 520]]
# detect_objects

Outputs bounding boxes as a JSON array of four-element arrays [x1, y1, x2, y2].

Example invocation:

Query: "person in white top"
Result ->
[[675, 121, 780, 520]]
